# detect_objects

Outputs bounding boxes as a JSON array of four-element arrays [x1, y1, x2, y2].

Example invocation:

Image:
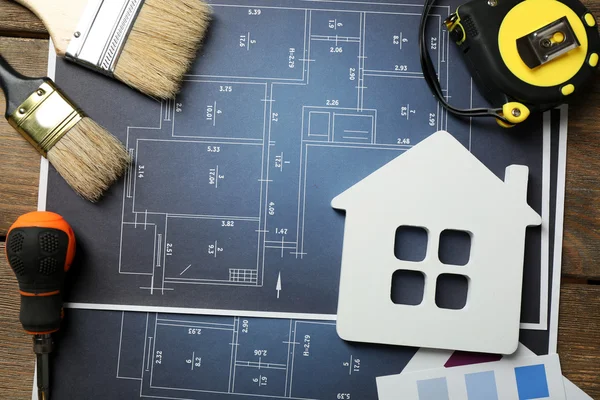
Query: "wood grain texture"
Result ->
[[562, 0, 600, 280], [0, 243, 35, 400], [0, 0, 46, 37], [563, 55, 600, 280], [0, 37, 47, 234], [558, 284, 600, 398]]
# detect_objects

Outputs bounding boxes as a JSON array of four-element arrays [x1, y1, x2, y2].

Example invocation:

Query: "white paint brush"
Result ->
[[14, 0, 211, 99], [0, 54, 130, 202]]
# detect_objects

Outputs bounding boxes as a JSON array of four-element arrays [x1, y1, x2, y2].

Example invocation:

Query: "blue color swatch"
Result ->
[[515, 364, 550, 399], [417, 377, 449, 400], [465, 371, 499, 400]]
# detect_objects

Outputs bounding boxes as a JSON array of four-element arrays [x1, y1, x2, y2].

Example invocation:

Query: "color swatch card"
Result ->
[[378, 345, 592, 400], [377, 354, 565, 400]]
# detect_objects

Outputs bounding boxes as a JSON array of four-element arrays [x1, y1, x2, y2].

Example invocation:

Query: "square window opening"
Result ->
[[391, 269, 425, 306], [394, 226, 428, 262], [435, 273, 469, 310], [439, 229, 471, 266]]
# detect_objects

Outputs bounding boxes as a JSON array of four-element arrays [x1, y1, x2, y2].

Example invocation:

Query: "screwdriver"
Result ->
[[5, 211, 76, 400]]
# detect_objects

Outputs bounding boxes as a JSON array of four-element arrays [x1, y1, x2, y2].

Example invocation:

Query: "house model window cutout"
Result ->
[[331, 131, 542, 355]]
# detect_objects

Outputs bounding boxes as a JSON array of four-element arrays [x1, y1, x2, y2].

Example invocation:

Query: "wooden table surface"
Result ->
[[0, 1, 599, 398]]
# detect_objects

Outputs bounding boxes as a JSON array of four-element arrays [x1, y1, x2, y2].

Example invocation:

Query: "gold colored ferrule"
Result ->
[[7, 81, 83, 156]]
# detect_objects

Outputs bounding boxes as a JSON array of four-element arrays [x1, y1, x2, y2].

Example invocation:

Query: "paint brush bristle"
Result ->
[[47, 118, 131, 202], [113, 0, 212, 99], [0, 55, 130, 203]]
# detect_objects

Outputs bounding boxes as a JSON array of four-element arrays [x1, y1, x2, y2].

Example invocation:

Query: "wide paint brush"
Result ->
[[14, 0, 211, 99], [0, 54, 130, 202]]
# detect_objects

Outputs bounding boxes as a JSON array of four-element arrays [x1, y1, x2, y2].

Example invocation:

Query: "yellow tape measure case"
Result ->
[[446, 0, 600, 117]]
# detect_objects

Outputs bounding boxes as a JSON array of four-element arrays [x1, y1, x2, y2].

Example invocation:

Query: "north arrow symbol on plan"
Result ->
[[276, 272, 282, 299]]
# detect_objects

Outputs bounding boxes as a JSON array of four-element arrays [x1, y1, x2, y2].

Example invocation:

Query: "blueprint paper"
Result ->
[[43, 0, 566, 354], [41, 309, 416, 400], [38, 311, 592, 400]]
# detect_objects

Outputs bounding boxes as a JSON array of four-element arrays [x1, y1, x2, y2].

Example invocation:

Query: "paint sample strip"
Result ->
[[377, 354, 565, 400], [378, 345, 591, 400]]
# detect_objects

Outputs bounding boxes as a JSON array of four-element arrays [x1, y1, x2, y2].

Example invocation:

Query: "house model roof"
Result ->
[[331, 130, 541, 227]]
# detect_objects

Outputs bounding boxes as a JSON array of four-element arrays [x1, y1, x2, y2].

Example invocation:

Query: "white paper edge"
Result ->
[[528, 110, 551, 331], [31, 366, 36, 400], [549, 104, 568, 352], [66, 302, 336, 321]]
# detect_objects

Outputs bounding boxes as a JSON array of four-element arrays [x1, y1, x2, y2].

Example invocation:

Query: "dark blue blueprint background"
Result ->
[[50, 309, 416, 399], [45, 0, 565, 398], [47, 0, 561, 368]]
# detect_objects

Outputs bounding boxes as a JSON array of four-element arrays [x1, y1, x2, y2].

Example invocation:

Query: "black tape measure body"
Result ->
[[426, 0, 600, 125]]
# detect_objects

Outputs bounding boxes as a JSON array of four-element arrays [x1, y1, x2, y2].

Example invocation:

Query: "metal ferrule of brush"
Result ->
[[7, 81, 83, 157], [65, 0, 145, 76]]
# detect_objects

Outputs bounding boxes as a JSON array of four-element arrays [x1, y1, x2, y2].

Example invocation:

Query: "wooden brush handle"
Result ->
[[13, 0, 89, 56]]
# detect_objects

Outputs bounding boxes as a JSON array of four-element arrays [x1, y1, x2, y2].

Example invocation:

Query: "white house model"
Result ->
[[331, 130, 542, 354]]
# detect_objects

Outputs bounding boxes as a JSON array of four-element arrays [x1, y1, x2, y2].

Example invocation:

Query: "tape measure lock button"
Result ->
[[502, 102, 531, 124]]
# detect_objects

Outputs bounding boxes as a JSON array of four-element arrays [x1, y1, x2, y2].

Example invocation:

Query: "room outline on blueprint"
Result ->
[[111, 311, 414, 399], [119, 0, 453, 305], [54, 0, 558, 337]]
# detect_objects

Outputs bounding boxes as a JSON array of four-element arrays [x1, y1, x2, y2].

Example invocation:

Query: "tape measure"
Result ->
[[420, 0, 600, 127]]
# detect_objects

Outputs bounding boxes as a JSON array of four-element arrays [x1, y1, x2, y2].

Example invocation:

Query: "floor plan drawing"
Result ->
[[119, 1, 448, 300], [47, 0, 564, 350], [50, 310, 416, 399]]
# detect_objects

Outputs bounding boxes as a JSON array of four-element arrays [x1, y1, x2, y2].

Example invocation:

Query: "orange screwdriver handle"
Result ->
[[5, 211, 75, 334]]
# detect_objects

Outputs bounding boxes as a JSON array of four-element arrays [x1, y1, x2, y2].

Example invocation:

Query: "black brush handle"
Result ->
[[0, 54, 45, 118]]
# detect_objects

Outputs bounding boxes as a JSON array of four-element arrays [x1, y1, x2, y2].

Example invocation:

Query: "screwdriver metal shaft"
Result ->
[[34, 334, 53, 400]]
